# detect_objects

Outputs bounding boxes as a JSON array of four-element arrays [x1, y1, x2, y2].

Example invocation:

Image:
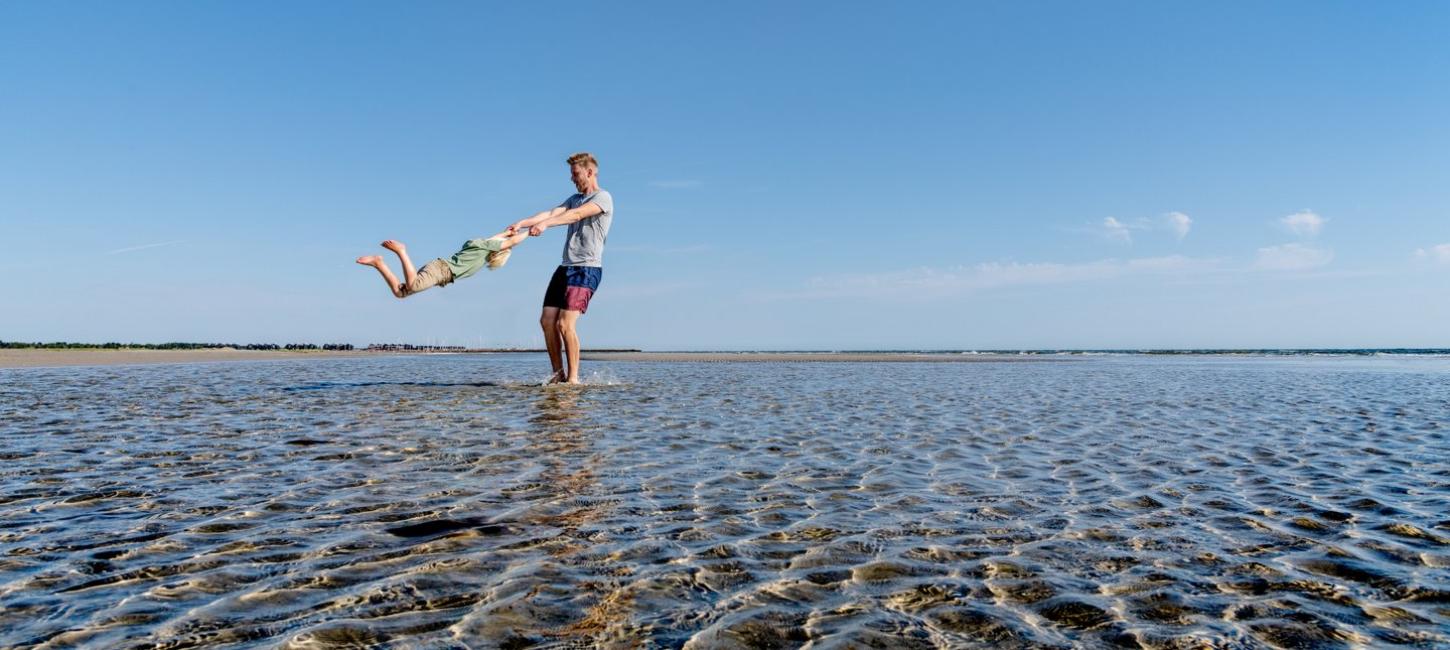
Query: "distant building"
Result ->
[[365, 344, 467, 352]]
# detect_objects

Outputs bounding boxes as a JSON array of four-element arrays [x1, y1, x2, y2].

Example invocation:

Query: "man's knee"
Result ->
[[557, 314, 579, 334]]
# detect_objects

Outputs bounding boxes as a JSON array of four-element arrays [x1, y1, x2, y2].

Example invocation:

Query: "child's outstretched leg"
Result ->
[[356, 255, 405, 298], [381, 240, 417, 288]]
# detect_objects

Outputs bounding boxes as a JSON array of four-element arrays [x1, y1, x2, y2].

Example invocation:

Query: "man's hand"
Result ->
[[529, 224, 548, 236]]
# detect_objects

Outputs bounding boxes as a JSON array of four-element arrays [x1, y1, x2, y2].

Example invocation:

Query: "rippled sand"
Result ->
[[2, 355, 1447, 648]]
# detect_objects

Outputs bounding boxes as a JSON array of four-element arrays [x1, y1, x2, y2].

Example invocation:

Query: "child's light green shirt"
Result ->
[[443, 238, 501, 280]]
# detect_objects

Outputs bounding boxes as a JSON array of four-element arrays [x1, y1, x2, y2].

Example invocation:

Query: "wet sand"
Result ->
[[582, 352, 1063, 362], [0, 349, 390, 369]]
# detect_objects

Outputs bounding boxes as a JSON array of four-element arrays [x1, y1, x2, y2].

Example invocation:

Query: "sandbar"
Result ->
[[0, 349, 392, 369], [580, 352, 1066, 363]]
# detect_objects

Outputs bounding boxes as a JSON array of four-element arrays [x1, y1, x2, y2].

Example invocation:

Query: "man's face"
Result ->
[[570, 164, 593, 192]]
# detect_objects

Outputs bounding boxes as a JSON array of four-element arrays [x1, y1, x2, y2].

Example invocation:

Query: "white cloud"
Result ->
[[1166, 212, 1192, 241], [106, 240, 185, 255], [1280, 210, 1325, 238], [1413, 243, 1450, 264], [1091, 212, 1191, 243], [1254, 243, 1333, 271], [648, 180, 703, 189], [773, 255, 1222, 300], [1102, 217, 1132, 243]]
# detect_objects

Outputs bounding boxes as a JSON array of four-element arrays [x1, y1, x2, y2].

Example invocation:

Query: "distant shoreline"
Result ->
[[0, 349, 1071, 369], [0, 348, 573, 369], [0, 349, 393, 369], [0, 346, 667, 368], [4, 348, 1445, 369], [580, 352, 1066, 363]]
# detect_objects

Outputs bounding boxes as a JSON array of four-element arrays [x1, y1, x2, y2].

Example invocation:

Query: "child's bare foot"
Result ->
[[381, 240, 406, 254], [358, 255, 405, 297]]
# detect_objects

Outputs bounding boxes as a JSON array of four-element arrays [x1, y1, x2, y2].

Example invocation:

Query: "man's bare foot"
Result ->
[[356, 255, 383, 266], [547, 370, 566, 384], [564, 377, 581, 385], [381, 240, 406, 254]]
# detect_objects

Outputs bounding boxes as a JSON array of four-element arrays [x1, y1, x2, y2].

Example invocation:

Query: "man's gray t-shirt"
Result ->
[[560, 190, 613, 267]]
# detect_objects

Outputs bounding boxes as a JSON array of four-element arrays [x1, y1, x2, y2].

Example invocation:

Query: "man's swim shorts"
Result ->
[[543, 265, 602, 313]]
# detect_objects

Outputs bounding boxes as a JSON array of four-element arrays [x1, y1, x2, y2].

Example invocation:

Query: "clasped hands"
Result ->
[[506, 223, 550, 237]]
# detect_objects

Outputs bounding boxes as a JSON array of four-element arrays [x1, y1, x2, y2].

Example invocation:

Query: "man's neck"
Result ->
[[580, 181, 600, 194]]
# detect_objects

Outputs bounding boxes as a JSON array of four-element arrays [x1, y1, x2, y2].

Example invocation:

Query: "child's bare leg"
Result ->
[[381, 240, 417, 288], [356, 256, 405, 298]]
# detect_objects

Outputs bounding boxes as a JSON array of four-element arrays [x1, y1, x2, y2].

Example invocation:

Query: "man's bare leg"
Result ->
[[558, 309, 583, 384], [356, 256, 405, 298], [540, 307, 566, 383], [381, 240, 417, 288]]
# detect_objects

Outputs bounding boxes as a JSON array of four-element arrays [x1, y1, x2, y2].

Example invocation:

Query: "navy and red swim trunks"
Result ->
[[543, 265, 602, 313]]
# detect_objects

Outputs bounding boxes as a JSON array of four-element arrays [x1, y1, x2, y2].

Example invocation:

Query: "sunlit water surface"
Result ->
[[2, 354, 1448, 649]]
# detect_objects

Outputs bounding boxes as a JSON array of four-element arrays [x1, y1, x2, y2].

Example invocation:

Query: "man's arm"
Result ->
[[508, 207, 568, 233], [528, 202, 603, 236]]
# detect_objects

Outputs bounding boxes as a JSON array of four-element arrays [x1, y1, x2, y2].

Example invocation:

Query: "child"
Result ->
[[356, 229, 530, 299]]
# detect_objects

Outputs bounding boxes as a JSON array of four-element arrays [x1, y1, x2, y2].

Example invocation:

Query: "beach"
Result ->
[[3, 353, 1448, 647]]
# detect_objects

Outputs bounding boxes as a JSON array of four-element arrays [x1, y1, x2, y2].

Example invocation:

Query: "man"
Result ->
[[508, 152, 614, 384]]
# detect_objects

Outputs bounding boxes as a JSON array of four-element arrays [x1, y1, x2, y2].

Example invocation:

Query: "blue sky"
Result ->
[[2, 2, 1447, 349]]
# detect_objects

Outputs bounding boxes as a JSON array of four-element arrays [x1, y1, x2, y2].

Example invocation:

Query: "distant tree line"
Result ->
[[0, 341, 354, 351]]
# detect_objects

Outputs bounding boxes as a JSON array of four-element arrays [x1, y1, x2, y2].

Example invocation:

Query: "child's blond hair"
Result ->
[[486, 249, 511, 270]]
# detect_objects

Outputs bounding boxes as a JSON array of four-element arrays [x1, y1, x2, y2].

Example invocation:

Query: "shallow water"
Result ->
[[2, 354, 1448, 649]]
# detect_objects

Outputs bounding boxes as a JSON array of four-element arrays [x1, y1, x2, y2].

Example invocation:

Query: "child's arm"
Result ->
[[496, 230, 530, 251]]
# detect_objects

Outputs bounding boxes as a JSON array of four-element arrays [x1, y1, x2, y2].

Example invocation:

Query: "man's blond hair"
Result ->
[[566, 152, 598, 169]]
